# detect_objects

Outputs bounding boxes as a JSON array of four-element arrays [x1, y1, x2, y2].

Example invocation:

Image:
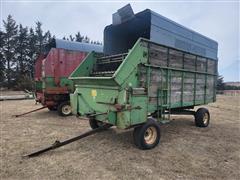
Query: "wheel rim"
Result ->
[[62, 105, 71, 115], [144, 126, 157, 145], [203, 113, 209, 125]]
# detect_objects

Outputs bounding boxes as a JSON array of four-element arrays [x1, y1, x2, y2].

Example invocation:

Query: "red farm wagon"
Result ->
[[34, 39, 103, 116]]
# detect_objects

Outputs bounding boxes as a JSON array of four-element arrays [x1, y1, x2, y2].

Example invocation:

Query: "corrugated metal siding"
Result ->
[[149, 10, 218, 60]]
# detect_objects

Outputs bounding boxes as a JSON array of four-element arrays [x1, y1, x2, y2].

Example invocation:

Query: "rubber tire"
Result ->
[[194, 108, 210, 127], [133, 118, 161, 150], [57, 101, 72, 116], [89, 118, 104, 129]]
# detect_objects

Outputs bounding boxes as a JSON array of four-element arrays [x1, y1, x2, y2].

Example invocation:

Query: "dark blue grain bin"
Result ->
[[104, 5, 218, 60]]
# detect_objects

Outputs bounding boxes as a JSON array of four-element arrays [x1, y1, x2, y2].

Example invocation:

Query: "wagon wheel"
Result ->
[[133, 118, 161, 150], [89, 118, 105, 129], [57, 101, 72, 116], [194, 108, 210, 127]]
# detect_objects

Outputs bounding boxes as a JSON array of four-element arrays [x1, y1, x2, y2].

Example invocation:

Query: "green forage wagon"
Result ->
[[69, 6, 218, 150]]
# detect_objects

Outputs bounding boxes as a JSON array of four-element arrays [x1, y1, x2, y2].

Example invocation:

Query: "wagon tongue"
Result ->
[[23, 124, 112, 158], [14, 106, 47, 118]]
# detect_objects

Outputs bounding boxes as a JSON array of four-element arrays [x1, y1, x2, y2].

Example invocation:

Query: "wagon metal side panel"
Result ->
[[36, 48, 88, 106], [44, 48, 87, 78], [34, 54, 45, 81], [139, 41, 217, 111], [42, 48, 87, 92]]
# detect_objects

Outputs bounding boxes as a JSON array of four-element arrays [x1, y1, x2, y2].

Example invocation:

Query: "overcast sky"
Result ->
[[1, 0, 239, 82]]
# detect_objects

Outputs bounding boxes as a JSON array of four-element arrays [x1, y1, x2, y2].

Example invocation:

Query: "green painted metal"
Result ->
[[193, 56, 197, 104], [41, 77, 75, 92], [35, 81, 42, 92], [70, 38, 217, 129], [204, 60, 208, 104]]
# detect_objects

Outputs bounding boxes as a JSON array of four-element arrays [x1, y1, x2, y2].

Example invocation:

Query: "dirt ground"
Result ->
[[0, 95, 239, 179], [0, 90, 26, 96]]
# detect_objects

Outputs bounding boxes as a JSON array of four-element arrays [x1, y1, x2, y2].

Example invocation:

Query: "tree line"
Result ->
[[217, 76, 240, 91], [0, 15, 102, 90]]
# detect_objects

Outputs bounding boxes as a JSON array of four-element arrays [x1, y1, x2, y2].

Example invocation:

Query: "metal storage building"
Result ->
[[48, 38, 103, 53], [104, 8, 218, 60]]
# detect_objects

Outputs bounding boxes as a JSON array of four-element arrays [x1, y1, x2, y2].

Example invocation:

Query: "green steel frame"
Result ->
[[70, 38, 217, 129]]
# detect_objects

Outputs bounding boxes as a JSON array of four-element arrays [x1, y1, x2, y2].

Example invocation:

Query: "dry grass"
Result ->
[[0, 95, 240, 179]]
